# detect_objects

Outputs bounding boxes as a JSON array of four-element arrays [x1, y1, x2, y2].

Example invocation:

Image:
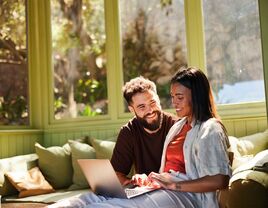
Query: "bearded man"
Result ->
[[111, 76, 177, 185]]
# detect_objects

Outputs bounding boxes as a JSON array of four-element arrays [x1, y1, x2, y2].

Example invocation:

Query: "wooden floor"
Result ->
[[1, 202, 49, 208]]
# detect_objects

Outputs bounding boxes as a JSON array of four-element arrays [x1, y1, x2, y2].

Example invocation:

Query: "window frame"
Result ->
[[4, 0, 266, 130], [197, 0, 267, 119], [117, 0, 267, 120]]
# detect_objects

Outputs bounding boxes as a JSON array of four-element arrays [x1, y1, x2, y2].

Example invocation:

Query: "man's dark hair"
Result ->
[[122, 76, 157, 105]]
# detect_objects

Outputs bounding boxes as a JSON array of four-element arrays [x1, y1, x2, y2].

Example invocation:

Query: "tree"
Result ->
[[52, 0, 107, 119], [0, 0, 28, 125]]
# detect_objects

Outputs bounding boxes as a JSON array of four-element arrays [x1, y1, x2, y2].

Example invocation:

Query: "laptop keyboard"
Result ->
[[124, 186, 155, 198], [125, 188, 143, 196]]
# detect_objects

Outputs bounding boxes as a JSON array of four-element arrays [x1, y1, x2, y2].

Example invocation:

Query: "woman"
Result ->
[[48, 67, 232, 208], [148, 66, 232, 207]]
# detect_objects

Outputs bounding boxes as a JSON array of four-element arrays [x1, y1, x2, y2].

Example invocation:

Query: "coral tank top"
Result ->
[[164, 122, 192, 173]]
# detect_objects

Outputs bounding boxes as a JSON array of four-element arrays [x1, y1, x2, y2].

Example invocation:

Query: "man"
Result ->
[[111, 76, 177, 185]]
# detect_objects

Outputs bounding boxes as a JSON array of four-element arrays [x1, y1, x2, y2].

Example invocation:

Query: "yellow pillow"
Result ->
[[5, 167, 55, 198]]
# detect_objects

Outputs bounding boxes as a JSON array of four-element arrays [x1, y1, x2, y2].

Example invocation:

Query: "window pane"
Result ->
[[51, 0, 108, 119], [0, 0, 28, 125], [120, 0, 187, 109], [203, 0, 265, 104]]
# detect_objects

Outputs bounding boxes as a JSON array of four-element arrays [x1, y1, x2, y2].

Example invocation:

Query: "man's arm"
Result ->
[[111, 126, 134, 185], [115, 171, 132, 186]]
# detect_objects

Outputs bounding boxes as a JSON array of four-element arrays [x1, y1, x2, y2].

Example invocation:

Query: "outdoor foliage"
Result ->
[[0, 0, 28, 125], [0, 0, 264, 125], [51, 0, 108, 119], [121, 0, 187, 109]]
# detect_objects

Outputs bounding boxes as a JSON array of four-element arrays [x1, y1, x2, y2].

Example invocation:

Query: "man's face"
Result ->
[[128, 90, 162, 131]]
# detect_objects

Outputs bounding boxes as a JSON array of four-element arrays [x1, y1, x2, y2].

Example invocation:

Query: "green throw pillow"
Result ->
[[90, 138, 116, 159], [90, 138, 135, 177], [68, 140, 96, 190], [35, 143, 73, 189]]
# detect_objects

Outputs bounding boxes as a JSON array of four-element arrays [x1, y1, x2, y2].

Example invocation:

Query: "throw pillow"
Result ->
[[68, 140, 96, 190], [5, 167, 55, 198], [0, 153, 38, 196], [228, 136, 253, 170], [89, 138, 135, 178], [231, 150, 268, 188], [35, 143, 73, 189], [233, 149, 268, 175], [89, 138, 116, 159], [87, 135, 117, 145], [63, 136, 90, 153], [0, 175, 18, 197], [237, 129, 268, 156]]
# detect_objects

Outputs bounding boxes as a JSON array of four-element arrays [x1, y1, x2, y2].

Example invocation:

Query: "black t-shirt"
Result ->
[[111, 112, 177, 175]]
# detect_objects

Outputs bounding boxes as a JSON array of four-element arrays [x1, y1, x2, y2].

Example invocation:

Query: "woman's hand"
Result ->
[[149, 172, 179, 191], [131, 173, 160, 188], [131, 174, 148, 186]]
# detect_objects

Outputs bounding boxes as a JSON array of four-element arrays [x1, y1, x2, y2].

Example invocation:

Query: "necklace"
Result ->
[[144, 112, 163, 134]]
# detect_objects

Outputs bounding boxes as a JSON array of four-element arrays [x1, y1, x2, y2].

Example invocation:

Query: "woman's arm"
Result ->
[[150, 173, 229, 193]]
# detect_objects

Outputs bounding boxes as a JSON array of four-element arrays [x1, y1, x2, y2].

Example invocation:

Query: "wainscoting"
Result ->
[[0, 130, 43, 159], [0, 116, 267, 159]]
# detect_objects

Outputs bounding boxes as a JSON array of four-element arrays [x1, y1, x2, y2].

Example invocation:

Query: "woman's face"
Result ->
[[170, 82, 193, 122]]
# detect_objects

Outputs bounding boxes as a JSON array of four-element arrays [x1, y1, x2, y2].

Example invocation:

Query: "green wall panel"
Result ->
[[0, 117, 267, 159], [0, 130, 43, 159]]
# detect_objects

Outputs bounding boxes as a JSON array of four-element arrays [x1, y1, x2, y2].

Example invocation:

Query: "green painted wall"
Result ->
[[0, 130, 43, 158]]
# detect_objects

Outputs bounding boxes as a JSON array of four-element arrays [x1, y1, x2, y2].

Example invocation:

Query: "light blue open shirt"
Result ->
[[159, 117, 232, 208]]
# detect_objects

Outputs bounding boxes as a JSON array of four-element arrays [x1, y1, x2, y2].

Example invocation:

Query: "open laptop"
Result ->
[[77, 159, 158, 199]]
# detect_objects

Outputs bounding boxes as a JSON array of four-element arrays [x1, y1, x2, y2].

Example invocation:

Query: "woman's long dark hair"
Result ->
[[171, 66, 218, 122], [171, 67, 230, 150]]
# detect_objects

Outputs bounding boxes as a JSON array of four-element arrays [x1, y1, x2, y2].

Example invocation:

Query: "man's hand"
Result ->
[[115, 172, 132, 186]]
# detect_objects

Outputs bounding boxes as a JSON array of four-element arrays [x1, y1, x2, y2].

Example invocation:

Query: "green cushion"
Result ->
[[35, 143, 73, 189], [89, 138, 115, 159], [89, 138, 136, 177], [62, 136, 89, 153], [68, 140, 96, 190]]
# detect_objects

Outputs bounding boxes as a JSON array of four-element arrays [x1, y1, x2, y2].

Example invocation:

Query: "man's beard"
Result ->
[[136, 111, 162, 131]]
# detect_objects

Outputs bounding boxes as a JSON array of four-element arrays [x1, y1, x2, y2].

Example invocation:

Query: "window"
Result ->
[[0, 0, 28, 125], [51, 0, 108, 120], [203, 0, 265, 104], [120, 0, 187, 110]]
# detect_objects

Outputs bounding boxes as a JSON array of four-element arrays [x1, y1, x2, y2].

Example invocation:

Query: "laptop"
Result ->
[[77, 159, 158, 199]]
